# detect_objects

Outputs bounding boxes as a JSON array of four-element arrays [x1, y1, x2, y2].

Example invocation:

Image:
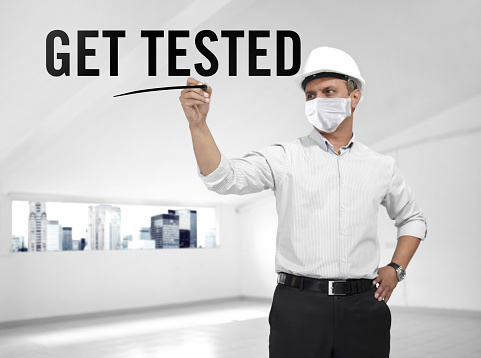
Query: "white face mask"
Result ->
[[305, 97, 352, 133]]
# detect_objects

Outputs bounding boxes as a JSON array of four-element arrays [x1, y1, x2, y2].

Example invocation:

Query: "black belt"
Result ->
[[277, 272, 374, 296]]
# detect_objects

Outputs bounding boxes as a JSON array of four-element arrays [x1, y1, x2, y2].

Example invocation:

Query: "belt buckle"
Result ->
[[277, 273, 285, 285], [328, 280, 346, 295]]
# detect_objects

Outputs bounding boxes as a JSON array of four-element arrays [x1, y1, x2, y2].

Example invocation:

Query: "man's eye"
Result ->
[[306, 94, 315, 100]]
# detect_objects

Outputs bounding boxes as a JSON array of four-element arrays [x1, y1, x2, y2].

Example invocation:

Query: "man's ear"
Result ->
[[351, 89, 362, 109]]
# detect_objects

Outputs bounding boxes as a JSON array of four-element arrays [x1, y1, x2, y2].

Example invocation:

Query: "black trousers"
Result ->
[[269, 283, 391, 358]]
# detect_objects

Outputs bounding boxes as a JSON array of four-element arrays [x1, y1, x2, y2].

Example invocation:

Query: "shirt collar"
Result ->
[[309, 128, 356, 154]]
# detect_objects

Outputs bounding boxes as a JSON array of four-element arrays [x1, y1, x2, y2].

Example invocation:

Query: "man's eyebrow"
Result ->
[[305, 85, 338, 94], [322, 85, 337, 91]]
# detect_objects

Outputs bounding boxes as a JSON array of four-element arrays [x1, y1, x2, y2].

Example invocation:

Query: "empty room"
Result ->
[[1, 1, 480, 357]]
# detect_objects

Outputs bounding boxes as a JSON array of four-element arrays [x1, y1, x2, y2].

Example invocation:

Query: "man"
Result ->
[[179, 46, 427, 358]]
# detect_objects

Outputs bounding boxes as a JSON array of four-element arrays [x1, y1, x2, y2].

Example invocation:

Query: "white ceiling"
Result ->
[[1, 0, 480, 207]]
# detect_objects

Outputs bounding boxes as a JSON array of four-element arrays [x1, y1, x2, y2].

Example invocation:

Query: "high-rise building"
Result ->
[[204, 228, 217, 248], [122, 235, 133, 249], [87, 205, 121, 250], [12, 236, 25, 252], [28, 201, 47, 252], [139, 227, 151, 240], [62, 227, 73, 251], [169, 209, 197, 248], [151, 213, 179, 249], [179, 230, 190, 248], [47, 220, 62, 251]]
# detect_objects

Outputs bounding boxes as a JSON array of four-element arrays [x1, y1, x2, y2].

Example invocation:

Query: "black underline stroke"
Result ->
[[113, 85, 207, 98]]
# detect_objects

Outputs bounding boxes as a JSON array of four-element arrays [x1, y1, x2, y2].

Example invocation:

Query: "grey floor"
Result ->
[[0, 299, 480, 358]]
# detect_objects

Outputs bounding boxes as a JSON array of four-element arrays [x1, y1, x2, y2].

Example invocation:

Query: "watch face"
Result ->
[[397, 267, 406, 281]]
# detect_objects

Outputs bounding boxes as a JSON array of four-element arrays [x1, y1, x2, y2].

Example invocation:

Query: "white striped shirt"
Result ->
[[199, 129, 427, 279]]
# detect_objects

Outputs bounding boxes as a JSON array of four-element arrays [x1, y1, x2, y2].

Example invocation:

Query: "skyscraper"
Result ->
[[204, 228, 217, 248], [151, 213, 179, 249], [47, 220, 62, 251], [87, 205, 121, 250], [139, 227, 151, 240], [28, 201, 47, 252], [12, 236, 25, 252], [169, 209, 197, 248], [62, 227, 73, 251], [122, 235, 133, 249]]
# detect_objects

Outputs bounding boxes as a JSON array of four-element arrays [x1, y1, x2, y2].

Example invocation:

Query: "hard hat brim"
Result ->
[[294, 69, 365, 91]]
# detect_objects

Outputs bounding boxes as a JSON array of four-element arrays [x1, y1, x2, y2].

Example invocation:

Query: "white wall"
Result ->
[[0, 196, 241, 324], [372, 94, 481, 311], [238, 94, 481, 311], [238, 192, 278, 299]]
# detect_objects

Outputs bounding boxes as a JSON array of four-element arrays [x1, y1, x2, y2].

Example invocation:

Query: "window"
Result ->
[[11, 201, 217, 252]]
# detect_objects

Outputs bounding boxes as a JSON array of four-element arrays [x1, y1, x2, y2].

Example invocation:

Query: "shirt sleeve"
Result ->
[[381, 162, 427, 240], [197, 143, 287, 195]]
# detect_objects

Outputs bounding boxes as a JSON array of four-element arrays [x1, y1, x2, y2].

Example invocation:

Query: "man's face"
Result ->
[[304, 77, 349, 101]]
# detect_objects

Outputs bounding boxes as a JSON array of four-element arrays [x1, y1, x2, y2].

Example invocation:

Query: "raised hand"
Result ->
[[179, 77, 212, 126]]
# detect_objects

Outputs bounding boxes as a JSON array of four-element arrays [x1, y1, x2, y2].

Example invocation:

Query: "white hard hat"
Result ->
[[295, 46, 365, 91]]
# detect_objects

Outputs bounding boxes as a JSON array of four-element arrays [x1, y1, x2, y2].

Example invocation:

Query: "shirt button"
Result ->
[[341, 205, 346, 210], [341, 258, 346, 262]]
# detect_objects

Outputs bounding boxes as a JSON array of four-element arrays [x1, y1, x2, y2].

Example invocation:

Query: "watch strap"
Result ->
[[387, 262, 401, 270], [387, 262, 406, 282]]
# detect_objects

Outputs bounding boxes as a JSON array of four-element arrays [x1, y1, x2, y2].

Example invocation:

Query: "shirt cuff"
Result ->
[[397, 219, 427, 241], [197, 152, 230, 183]]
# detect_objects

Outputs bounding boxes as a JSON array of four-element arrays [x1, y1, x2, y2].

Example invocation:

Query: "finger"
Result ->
[[380, 289, 391, 302], [196, 81, 213, 97], [181, 90, 210, 103], [385, 291, 392, 303], [181, 99, 209, 108], [186, 77, 201, 86], [374, 280, 385, 300], [379, 285, 393, 302], [378, 287, 387, 301], [372, 277, 379, 286], [181, 96, 210, 107], [185, 78, 211, 94], [181, 87, 210, 99], [180, 95, 210, 107], [180, 89, 210, 103], [203, 82, 213, 95], [185, 77, 213, 97]]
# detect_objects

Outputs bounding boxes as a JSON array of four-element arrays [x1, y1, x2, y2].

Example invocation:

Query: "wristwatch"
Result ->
[[387, 262, 406, 282]]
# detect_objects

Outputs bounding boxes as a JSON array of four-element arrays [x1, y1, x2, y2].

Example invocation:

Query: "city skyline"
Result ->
[[12, 201, 216, 251]]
